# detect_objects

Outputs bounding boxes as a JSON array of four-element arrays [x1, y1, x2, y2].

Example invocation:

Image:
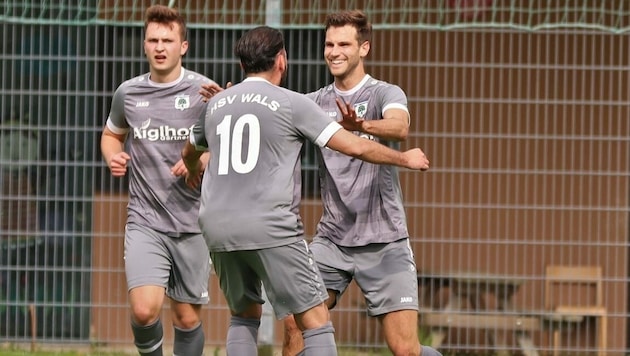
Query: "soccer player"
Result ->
[[100, 5, 213, 356], [181, 26, 429, 356], [282, 10, 442, 356]]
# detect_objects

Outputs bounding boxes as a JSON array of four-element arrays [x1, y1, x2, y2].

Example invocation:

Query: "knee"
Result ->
[[389, 342, 420, 356], [233, 303, 262, 319], [173, 312, 201, 329], [131, 304, 161, 326]]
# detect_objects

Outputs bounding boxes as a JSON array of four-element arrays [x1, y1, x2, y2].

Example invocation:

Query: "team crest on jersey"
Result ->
[[174, 95, 190, 111], [353, 101, 368, 118]]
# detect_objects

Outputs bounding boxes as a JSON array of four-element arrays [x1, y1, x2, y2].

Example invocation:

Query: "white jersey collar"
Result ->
[[148, 68, 186, 87], [243, 77, 272, 84], [333, 74, 371, 96]]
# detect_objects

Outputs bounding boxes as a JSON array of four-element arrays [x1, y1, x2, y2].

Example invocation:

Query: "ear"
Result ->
[[359, 40, 370, 58], [277, 50, 287, 73], [180, 40, 189, 56]]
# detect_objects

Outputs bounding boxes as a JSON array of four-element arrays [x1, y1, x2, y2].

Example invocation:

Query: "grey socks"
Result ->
[[131, 318, 164, 356], [226, 316, 260, 356], [299, 321, 337, 356], [174, 322, 205, 356], [421, 345, 443, 356]]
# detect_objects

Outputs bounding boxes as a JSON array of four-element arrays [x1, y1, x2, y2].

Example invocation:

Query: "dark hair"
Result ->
[[325, 10, 372, 44], [144, 5, 187, 41], [234, 26, 285, 74]]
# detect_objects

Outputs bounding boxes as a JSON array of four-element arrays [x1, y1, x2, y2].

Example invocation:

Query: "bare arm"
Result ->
[[171, 152, 210, 177], [336, 98, 409, 141], [325, 128, 429, 171], [181, 141, 207, 188], [100, 126, 130, 177]]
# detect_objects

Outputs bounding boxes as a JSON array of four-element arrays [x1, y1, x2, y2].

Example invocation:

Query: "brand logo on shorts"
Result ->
[[400, 297, 413, 303], [201, 291, 208, 298]]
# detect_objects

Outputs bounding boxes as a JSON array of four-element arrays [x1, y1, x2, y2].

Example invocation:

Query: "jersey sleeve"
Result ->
[[105, 85, 130, 134], [291, 93, 342, 147], [379, 84, 410, 121], [189, 110, 209, 150]]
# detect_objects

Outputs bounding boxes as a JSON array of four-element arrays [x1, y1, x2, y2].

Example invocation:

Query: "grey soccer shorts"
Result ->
[[124, 222, 211, 304], [210, 239, 328, 319], [309, 237, 419, 316]]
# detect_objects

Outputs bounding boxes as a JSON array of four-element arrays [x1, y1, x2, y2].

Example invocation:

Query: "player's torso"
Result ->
[[311, 79, 409, 246], [121, 71, 210, 233]]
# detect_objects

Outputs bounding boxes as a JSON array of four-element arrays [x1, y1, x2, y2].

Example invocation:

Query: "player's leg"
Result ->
[[380, 309, 421, 355], [171, 302, 204, 356], [260, 240, 338, 356], [294, 302, 336, 356], [125, 223, 171, 355], [228, 303, 263, 356], [167, 233, 211, 356], [212, 250, 265, 356], [129, 286, 166, 356], [355, 239, 441, 356], [282, 315, 303, 356], [380, 310, 442, 356], [283, 289, 337, 356]]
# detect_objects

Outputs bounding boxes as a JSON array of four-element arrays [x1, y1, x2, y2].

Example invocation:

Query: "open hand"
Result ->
[[335, 98, 365, 132], [200, 82, 233, 102]]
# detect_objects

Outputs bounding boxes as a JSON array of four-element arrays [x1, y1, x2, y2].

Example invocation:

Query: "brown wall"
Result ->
[[373, 29, 628, 351]]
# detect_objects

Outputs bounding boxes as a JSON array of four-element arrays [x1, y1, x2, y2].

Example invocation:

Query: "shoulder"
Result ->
[[305, 83, 335, 101], [182, 68, 217, 86], [114, 73, 150, 94], [366, 76, 405, 94]]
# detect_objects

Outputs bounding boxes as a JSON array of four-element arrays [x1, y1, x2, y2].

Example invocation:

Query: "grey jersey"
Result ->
[[190, 77, 342, 252], [106, 68, 214, 235], [306, 75, 410, 247]]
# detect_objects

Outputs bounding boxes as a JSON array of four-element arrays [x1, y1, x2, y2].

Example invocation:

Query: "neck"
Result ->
[[334, 71, 367, 92], [247, 71, 280, 85], [150, 65, 183, 83]]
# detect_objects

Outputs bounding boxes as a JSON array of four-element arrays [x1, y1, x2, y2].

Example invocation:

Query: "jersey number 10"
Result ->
[[216, 114, 261, 175]]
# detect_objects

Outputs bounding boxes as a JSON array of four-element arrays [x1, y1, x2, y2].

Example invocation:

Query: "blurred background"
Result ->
[[1, 1, 629, 355]]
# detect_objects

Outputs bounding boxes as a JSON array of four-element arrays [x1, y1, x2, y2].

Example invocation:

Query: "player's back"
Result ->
[[198, 77, 335, 252]]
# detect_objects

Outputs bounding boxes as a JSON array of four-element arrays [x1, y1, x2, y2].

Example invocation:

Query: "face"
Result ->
[[144, 22, 188, 81], [324, 25, 369, 81]]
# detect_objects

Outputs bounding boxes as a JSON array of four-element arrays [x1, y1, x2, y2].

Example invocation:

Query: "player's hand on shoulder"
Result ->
[[199, 81, 234, 103], [108, 151, 131, 177], [403, 148, 430, 171], [335, 97, 364, 132]]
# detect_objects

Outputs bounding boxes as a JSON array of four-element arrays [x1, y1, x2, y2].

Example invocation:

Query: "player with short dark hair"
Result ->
[[100, 5, 214, 355], [181, 25, 429, 356], [282, 10, 442, 356]]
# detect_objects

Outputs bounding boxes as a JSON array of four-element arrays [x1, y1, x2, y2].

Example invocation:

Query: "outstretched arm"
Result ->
[[325, 128, 429, 171]]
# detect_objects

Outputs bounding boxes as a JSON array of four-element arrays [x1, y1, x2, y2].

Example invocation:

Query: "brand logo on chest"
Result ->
[[175, 95, 190, 111]]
